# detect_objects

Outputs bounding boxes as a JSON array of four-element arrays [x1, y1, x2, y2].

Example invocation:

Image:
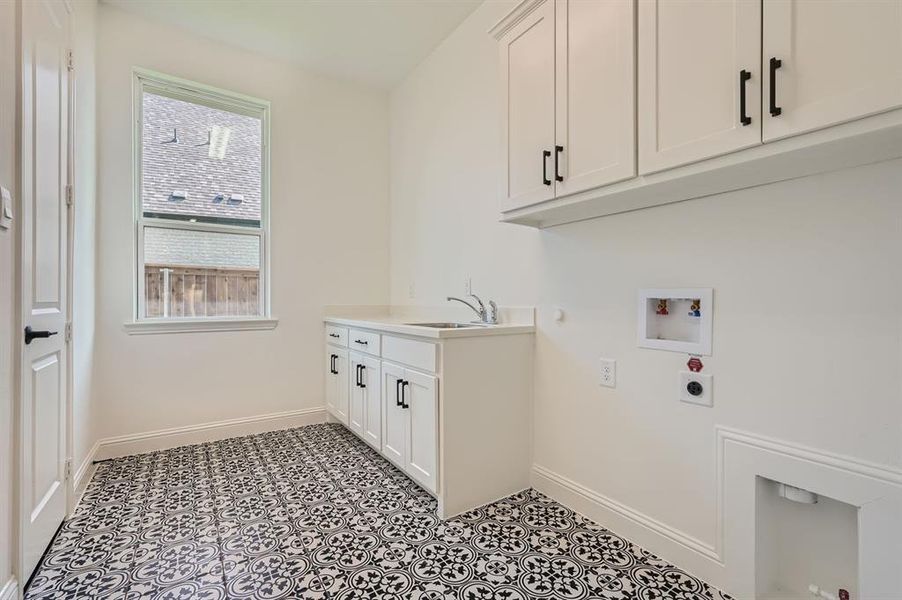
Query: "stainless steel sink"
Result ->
[[405, 322, 487, 329]]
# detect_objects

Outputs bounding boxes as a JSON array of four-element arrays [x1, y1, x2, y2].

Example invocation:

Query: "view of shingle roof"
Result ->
[[144, 227, 259, 270], [142, 92, 262, 224]]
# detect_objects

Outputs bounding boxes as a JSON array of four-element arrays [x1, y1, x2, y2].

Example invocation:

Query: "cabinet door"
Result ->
[[555, 0, 635, 196], [763, 0, 902, 142], [331, 347, 349, 425], [381, 362, 407, 469], [499, 0, 556, 210], [348, 352, 365, 436], [361, 356, 382, 450], [404, 370, 439, 494], [638, 0, 761, 174]]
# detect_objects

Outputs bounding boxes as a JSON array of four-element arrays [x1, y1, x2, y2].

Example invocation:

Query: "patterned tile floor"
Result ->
[[26, 423, 732, 599]]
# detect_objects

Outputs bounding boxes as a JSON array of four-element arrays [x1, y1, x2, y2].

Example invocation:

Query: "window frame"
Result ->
[[128, 68, 274, 333]]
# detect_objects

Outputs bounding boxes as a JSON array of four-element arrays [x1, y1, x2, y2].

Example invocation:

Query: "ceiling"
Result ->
[[103, 0, 483, 89]]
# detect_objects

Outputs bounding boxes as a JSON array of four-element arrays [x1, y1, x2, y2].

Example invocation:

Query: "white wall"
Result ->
[[71, 0, 98, 495], [0, 1, 19, 592], [94, 6, 390, 441], [390, 1, 902, 594]]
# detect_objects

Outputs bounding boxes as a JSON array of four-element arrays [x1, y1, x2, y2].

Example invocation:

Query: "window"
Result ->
[[133, 70, 271, 329]]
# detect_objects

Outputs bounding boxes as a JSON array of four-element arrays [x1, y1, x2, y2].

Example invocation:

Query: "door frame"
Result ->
[[15, 0, 76, 586]]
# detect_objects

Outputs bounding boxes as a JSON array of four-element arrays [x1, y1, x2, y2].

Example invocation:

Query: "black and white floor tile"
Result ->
[[26, 423, 733, 600]]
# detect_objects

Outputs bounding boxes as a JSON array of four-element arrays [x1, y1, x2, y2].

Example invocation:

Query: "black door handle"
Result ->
[[396, 379, 404, 407], [25, 326, 58, 345], [769, 57, 782, 117], [542, 150, 551, 186], [401, 381, 410, 409], [330, 354, 337, 374], [354, 364, 360, 387], [358, 365, 366, 388], [554, 145, 563, 182], [739, 70, 752, 126]]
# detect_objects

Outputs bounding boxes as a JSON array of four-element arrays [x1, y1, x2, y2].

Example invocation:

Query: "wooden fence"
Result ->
[[145, 265, 260, 318]]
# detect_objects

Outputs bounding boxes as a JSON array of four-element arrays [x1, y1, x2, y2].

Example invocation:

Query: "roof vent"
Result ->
[[169, 190, 188, 202], [212, 193, 225, 204], [227, 194, 244, 205]]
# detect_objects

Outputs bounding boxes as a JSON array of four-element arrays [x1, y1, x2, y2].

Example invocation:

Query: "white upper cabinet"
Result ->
[[638, 0, 762, 174], [554, 0, 636, 195], [499, 0, 556, 211], [763, 0, 902, 142]]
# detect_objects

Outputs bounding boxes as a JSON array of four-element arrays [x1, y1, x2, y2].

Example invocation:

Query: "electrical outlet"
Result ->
[[599, 358, 616, 388], [679, 371, 713, 407]]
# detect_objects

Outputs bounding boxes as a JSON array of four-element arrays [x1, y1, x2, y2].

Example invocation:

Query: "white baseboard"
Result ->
[[71, 439, 100, 511], [0, 578, 17, 600], [532, 464, 722, 586], [95, 407, 328, 461]]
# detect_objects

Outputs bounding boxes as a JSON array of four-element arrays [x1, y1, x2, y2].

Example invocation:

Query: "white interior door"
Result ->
[[360, 356, 381, 450], [381, 362, 407, 469], [554, 0, 636, 195], [638, 0, 761, 174], [763, 0, 902, 142], [20, 0, 71, 580], [499, 0, 556, 211], [405, 369, 438, 494], [348, 352, 365, 436]]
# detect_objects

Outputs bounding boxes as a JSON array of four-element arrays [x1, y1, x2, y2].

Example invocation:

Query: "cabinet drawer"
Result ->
[[325, 325, 348, 347], [382, 336, 437, 373], [349, 329, 380, 356]]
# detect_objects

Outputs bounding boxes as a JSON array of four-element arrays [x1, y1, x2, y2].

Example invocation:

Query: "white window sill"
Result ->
[[124, 317, 279, 335]]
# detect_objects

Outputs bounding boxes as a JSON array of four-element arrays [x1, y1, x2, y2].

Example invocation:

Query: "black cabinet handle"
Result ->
[[554, 145, 563, 182], [359, 365, 366, 388], [354, 339, 368, 345], [542, 150, 551, 186], [396, 379, 404, 407], [354, 364, 360, 387], [401, 381, 410, 409], [24, 326, 58, 345], [739, 70, 752, 126], [328, 333, 340, 338], [769, 57, 782, 117], [329, 354, 336, 374]]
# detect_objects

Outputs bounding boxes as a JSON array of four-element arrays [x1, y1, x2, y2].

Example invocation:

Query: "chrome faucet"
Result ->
[[447, 294, 498, 324]]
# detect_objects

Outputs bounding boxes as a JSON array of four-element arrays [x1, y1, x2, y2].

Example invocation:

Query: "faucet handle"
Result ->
[[488, 300, 498, 324]]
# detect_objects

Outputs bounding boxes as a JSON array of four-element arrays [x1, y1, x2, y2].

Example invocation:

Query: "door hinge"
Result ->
[[65, 184, 73, 207], [65, 322, 72, 343], [67, 50, 74, 71], [64, 459, 72, 481]]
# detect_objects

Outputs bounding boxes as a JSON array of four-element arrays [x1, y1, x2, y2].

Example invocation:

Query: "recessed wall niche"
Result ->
[[637, 288, 713, 355], [756, 476, 858, 600]]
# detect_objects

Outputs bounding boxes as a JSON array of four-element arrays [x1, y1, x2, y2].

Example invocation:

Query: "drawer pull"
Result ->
[[354, 339, 369, 345], [329, 333, 340, 338]]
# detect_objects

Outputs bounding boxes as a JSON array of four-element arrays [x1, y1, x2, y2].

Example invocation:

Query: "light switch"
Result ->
[[0, 185, 12, 230]]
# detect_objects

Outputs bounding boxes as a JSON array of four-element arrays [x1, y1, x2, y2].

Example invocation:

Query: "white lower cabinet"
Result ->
[[349, 351, 381, 450], [325, 345, 349, 425], [382, 360, 439, 494]]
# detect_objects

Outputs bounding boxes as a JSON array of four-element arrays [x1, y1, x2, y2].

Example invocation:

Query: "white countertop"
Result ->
[[323, 306, 535, 339]]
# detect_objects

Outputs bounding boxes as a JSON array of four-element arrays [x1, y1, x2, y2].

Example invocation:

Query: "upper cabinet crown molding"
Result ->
[[492, 0, 902, 228], [489, 0, 550, 40]]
